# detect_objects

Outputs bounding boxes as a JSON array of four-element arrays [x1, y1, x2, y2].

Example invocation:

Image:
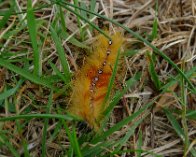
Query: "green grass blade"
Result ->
[[147, 52, 162, 90], [89, 0, 96, 20], [0, 134, 20, 157], [49, 60, 67, 83], [0, 79, 23, 101], [74, 1, 88, 40], [73, 0, 83, 39], [186, 110, 196, 120], [160, 66, 196, 93], [164, 108, 196, 156], [92, 100, 154, 143], [50, 26, 71, 83], [124, 49, 139, 57], [180, 62, 189, 154], [72, 127, 83, 157], [89, 0, 97, 32], [57, 6, 88, 48], [100, 74, 140, 130], [137, 131, 143, 157], [27, 0, 41, 76], [149, 18, 158, 41], [100, 73, 140, 131], [61, 30, 88, 49], [116, 114, 148, 150], [0, 113, 74, 122], [63, 122, 83, 157], [80, 2, 87, 20], [82, 140, 116, 157], [111, 149, 163, 157], [53, 0, 111, 40], [0, 3, 14, 30], [0, 58, 55, 89], [23, 140, 30, 157], [104, 73, 140, 118], [149, 0, 158, 41], [0, 3, 55, 16], [164, 108, 185, 141], [103, 48, 120, 105], [48, 121, 62, 142], [41, 90, 53, 157], [59, 6, 67, 32]]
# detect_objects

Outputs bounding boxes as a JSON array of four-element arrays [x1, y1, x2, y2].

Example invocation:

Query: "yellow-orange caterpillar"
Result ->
[[69, 32, 123, 130]]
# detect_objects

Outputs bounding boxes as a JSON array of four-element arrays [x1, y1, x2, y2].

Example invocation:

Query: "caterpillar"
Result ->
[[69, 32, 123, 130]]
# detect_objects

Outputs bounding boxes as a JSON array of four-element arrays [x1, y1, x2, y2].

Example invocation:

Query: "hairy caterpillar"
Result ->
[[69, 32, 123, 130]]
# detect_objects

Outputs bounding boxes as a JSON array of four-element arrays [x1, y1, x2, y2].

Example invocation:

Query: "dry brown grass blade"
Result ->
[[0, 68, 6, 93]]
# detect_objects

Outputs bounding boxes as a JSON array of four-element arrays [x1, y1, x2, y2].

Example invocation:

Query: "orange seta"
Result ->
[[69, 32, 123, 130]]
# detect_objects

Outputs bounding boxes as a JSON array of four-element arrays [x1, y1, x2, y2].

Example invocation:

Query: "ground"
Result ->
[[0, 0, 195, 156]]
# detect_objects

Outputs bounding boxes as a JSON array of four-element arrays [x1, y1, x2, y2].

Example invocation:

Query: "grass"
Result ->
[[27, 0, 41, 76], [0, 0, 195, 156], [50, 25, 71, 83]]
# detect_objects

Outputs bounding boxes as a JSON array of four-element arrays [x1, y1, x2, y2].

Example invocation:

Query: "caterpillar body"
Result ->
[[69, 32, 123, 130]]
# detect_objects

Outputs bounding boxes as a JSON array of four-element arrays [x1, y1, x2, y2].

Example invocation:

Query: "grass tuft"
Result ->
[[0, 0, 195, 156]]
